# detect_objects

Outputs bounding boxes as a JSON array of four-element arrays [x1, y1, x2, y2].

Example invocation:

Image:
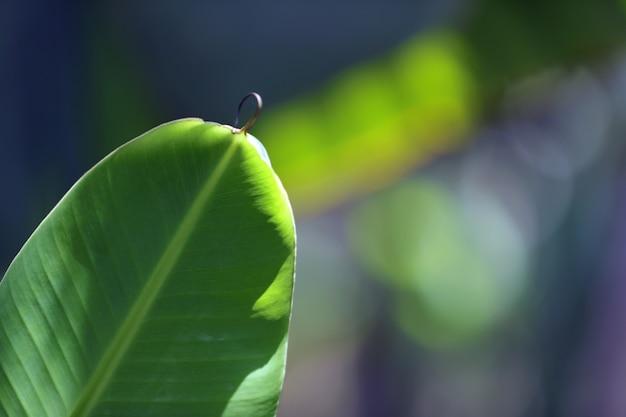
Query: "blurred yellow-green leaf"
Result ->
[[256, 31, 477, 217]]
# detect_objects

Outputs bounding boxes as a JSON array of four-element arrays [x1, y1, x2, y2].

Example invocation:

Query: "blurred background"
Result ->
[[3, 0, 626, 415]]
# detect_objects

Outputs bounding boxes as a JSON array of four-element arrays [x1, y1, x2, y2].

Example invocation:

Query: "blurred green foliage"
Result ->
[[464, 0, 626, 98], [348, 178, 527, 348]]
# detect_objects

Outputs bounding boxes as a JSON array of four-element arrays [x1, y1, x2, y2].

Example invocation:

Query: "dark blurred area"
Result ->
[[3, 0, 626, 416]]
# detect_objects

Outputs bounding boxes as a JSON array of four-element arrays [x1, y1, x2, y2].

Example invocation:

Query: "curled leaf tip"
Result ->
[[233, 92, 263, 134]]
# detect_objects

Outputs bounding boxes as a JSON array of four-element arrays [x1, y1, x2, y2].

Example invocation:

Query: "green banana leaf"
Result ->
[[0, 119, 296, 417]]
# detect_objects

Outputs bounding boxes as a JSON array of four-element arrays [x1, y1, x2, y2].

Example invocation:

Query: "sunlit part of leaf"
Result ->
[[0, 119, 295, 417], [348, 178, 527, 348], [256, 30, 477, 217]]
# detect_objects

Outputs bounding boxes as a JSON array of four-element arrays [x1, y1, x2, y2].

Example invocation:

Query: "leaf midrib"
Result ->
[[69, 137, 240, 417]]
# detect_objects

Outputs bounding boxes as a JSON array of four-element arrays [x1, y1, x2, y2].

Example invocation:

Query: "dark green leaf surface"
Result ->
[[0, 119, 296, 417]]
